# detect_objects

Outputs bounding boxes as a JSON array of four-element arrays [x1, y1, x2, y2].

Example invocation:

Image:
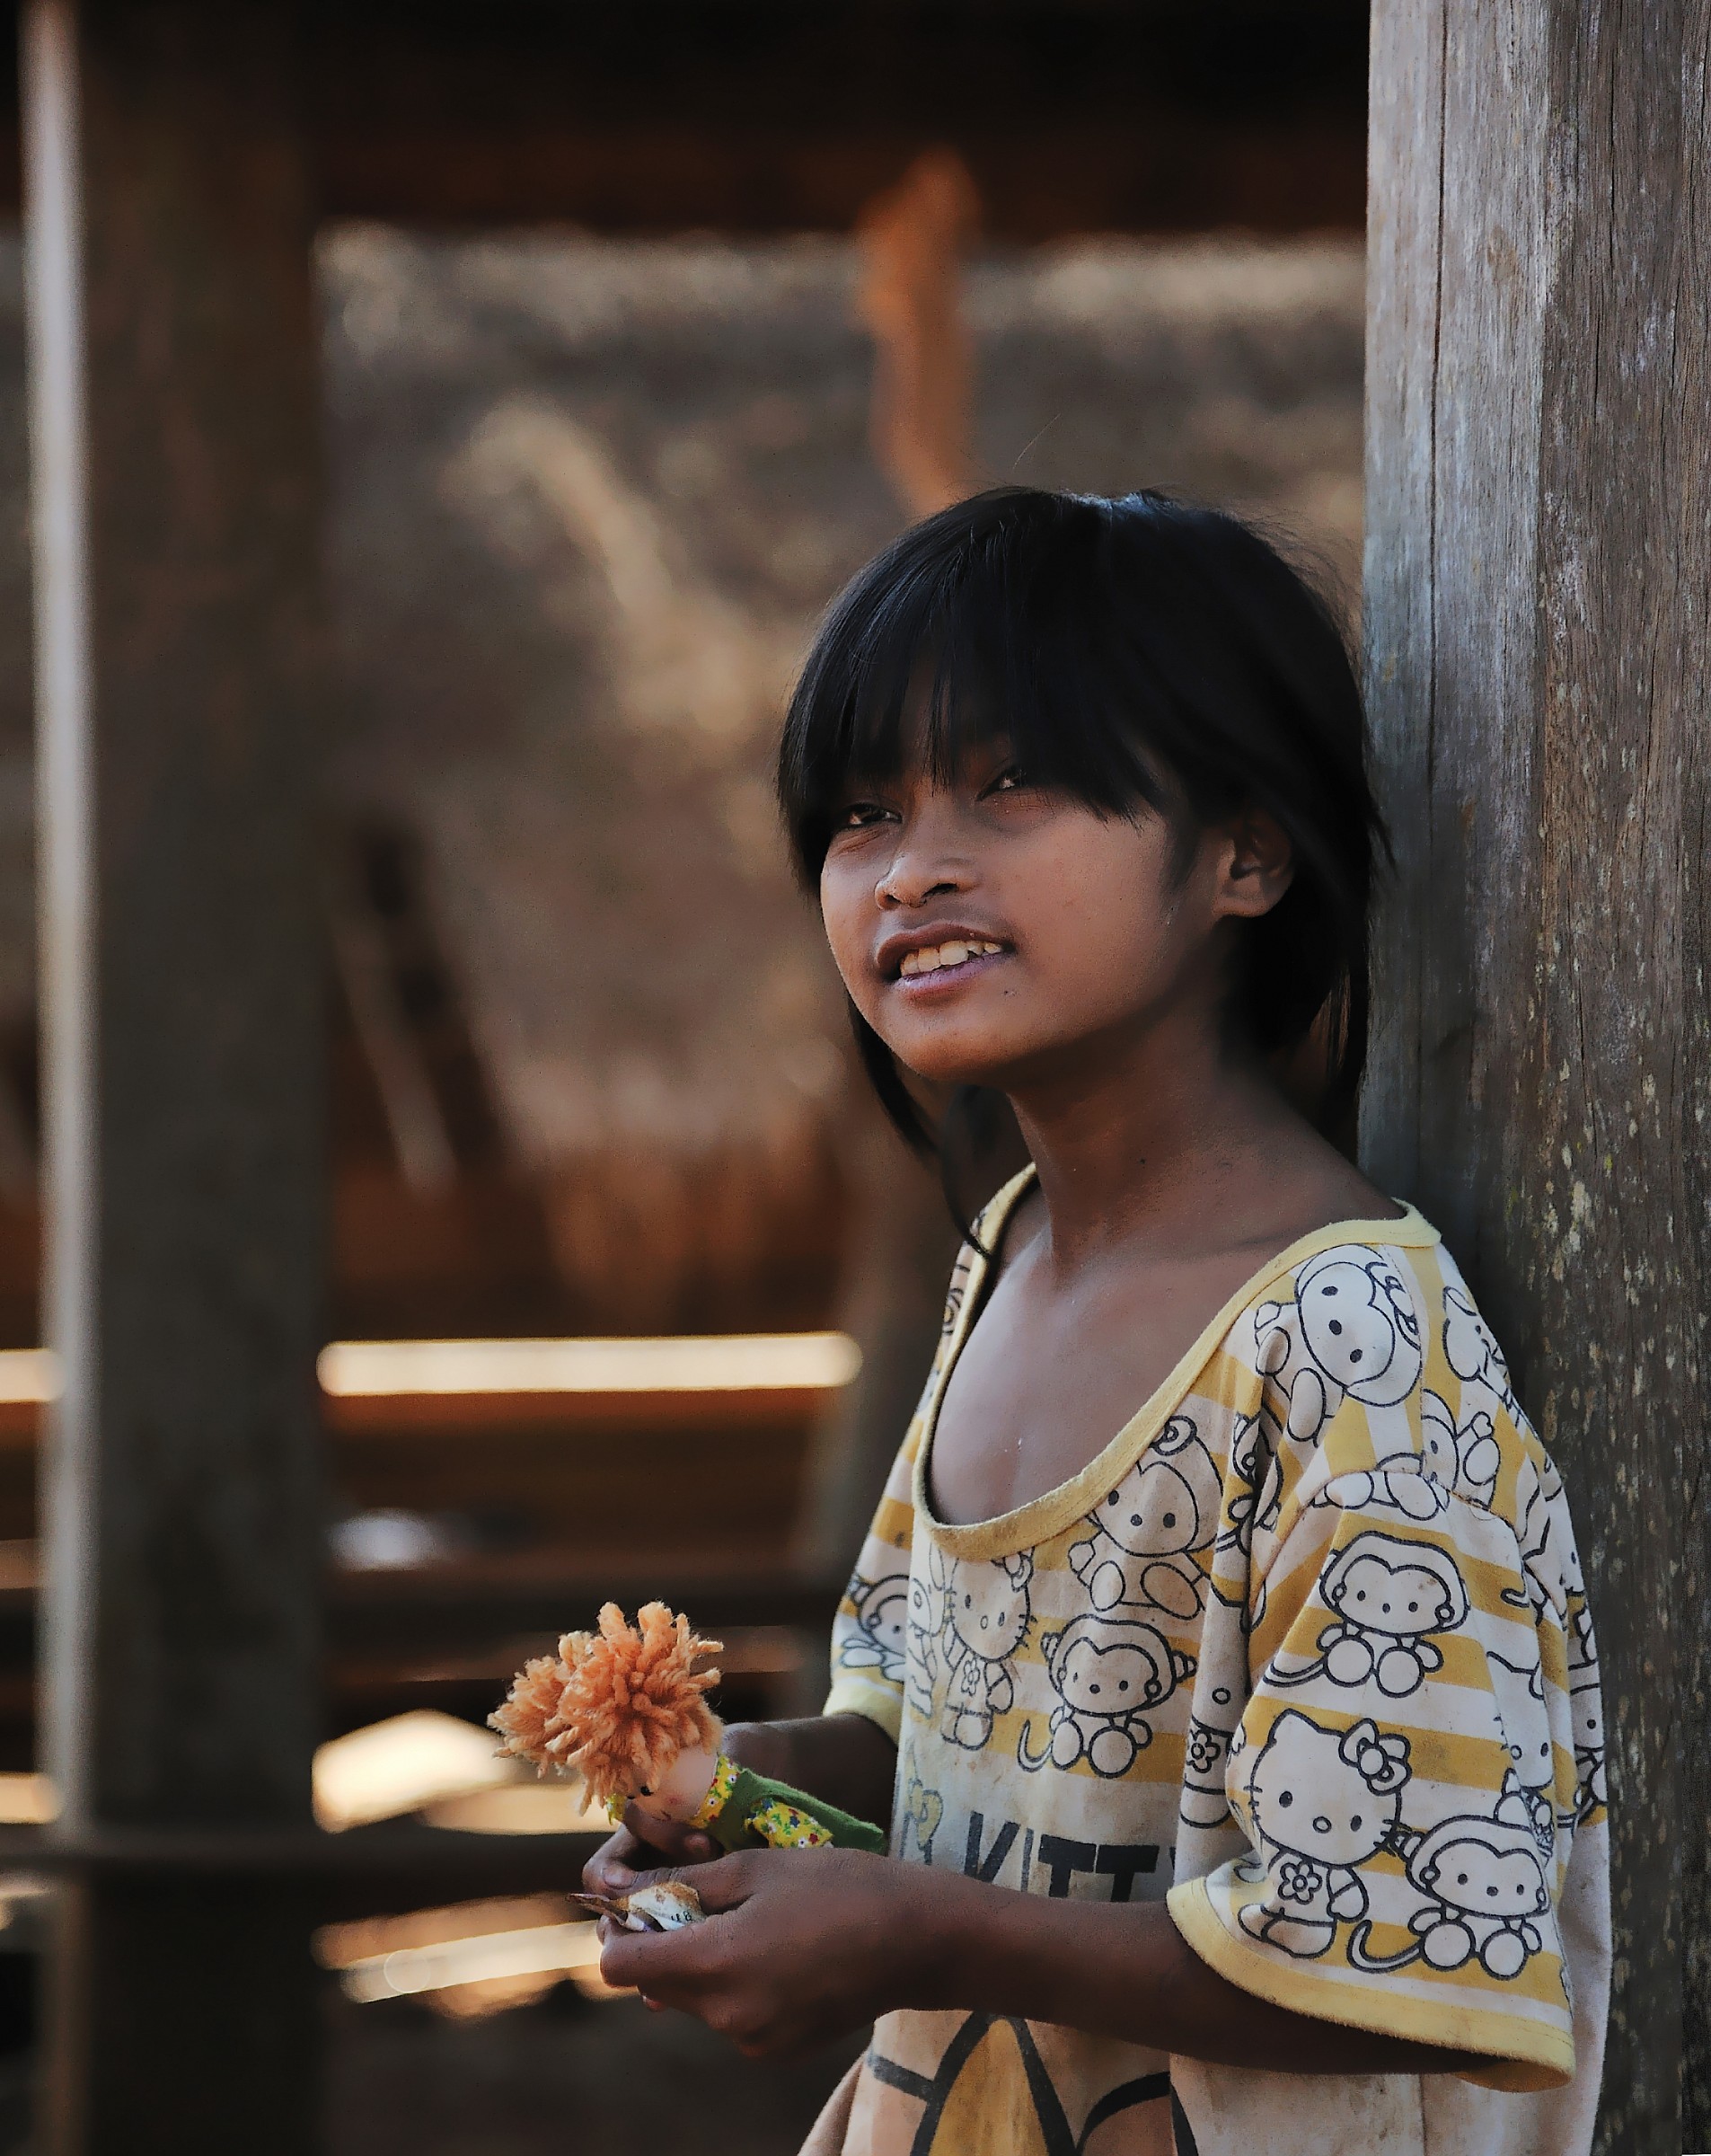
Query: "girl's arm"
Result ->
[[583, 1715, 897, 1892], [921, 1862, 1485, 2073], [597, 1847, 1486, 2078]]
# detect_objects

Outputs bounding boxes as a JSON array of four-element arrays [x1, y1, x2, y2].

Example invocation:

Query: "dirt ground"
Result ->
[[325, 1983, 864, 2156]]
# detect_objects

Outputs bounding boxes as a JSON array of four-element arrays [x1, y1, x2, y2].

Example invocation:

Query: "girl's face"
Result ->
[[818, 736, 1288, 1095]]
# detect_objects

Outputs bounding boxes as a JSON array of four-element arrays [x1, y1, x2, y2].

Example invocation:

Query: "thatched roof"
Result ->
[[319, 227, 1363, 1175], [0, 230, 1362, 1302]]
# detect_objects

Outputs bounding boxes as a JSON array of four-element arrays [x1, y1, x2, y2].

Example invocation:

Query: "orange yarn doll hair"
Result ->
[[489, 1601, 723, 1812]]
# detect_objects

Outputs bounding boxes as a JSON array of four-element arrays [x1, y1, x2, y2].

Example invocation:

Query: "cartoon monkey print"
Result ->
[[1215, 1409, 1283, 1574], [1442, 1276, 1521, 1419], [1506, 1449, 1571, 1621], [1238, 1710, 1411, 1958], [896, 1773, 944, 1867], [938, 1245, 976, 1342], [905, 1545, 949, 1719], [1421, 1389, 1502, 1507], [1256, 1248, 1424, 1446], [1349, 1773, 1553, 1981], [940, 1551, 1034, 1750], [1018, 1614, 1195, 1779], [839, 1570, 909, 1686], [1571, 1674, 1605, 1825], [1272, 1531, 1470, 1700], [1567, 1598, 1605, 1825], [1070, 1418, 1222, 1621]]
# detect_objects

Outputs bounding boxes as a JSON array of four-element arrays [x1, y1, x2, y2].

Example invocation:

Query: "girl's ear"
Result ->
[[1211, 806, 1295, 921]]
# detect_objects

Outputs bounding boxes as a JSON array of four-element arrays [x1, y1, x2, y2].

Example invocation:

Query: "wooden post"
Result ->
[[1363, 5, 1707, 2150], [22, 1, 324, 2147]]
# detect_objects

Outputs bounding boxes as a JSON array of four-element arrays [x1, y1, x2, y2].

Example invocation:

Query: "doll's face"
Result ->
[[818, 733, 1292, 1098], [628, 1742, 721, 1828]]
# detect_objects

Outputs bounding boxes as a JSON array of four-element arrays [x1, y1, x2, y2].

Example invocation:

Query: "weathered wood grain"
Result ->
[[1364, 3, 1709, 2146], [23, 0, 324, 2146]]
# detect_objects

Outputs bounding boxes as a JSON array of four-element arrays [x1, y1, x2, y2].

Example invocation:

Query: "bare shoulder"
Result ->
[[1248, 1117, 1407, 1250], [1305, 1153, 1407, 1230], [984, 1174, 1047, 1286]]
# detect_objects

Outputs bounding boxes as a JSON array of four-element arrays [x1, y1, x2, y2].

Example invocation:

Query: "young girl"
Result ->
[[588, 490, 1610, 2156]]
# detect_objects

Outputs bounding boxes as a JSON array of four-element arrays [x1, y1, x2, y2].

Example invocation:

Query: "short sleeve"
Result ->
[[823, 1221, 992, 1744], [824, 1427, 919, 1745], [1168, 1241, 1600, 2095]]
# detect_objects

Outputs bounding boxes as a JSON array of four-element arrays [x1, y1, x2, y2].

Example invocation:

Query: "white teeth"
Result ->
[[899, 939, 1003, 978]]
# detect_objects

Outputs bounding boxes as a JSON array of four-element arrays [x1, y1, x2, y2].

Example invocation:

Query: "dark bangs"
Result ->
[[777, 486, 1386, 1158]]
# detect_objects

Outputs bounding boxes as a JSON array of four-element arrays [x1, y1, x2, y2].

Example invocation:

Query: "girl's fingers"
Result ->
[[584, 1817, 720, 1900], [617, 1806, 719, 1866], [598, 1914, 710, 1995], [583, 1828, 642, 1895], [639, 1851, 760, 1916], [602, 1851, 763, 1926]]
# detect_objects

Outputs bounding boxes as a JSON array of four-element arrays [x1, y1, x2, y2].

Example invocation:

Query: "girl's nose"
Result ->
[[876, 862, 963, 908], [875, 835, 971, 908], [872, 785, 979, 908]]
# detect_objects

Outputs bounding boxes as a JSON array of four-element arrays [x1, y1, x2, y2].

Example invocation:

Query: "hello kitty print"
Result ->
[[824, 1174, 1609, 2156]]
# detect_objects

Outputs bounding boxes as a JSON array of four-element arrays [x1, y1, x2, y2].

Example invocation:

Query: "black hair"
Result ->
[[776, 486, 1387, 1222]]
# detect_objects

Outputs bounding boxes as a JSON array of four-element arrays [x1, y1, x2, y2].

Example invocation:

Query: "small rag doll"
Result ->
[[490, 1602, 887, 1876]]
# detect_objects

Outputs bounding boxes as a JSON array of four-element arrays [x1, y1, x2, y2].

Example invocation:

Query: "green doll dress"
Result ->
[[688, 1752, 887, 1853]]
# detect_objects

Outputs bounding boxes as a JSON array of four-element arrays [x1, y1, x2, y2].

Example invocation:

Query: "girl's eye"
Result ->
[[835, 800, 893, 830], [983, 764, 1029, 797]]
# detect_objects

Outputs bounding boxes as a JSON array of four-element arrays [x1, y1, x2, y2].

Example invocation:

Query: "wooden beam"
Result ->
[[22, 0, 324, 2147], [311, 119, 1364, 241], [1363, 4, 1708, 2149], [0, 0, 1368, 234], [312, 0, 1365, 235]]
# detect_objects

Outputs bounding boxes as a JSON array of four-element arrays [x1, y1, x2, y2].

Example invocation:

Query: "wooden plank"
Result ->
[[42, 1879, 320, 2156], [29, 0, 324, 1837], [327, 1556, 842, 1664], [4, 1386, 828, 1442], [0, 1815, 605, 1879], [22, 0, 324, 2147], [1363, 4, 1708, 2147], [324, 1383, 825, 1438], [311, 118, 1366, 241], [1358, 0, 1441, 1205], [311, 0, 1364, 235], [0, 1, 1368, 234]]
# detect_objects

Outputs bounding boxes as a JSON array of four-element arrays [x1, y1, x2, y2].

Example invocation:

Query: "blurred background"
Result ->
[[0, 4, 1367, 2150]]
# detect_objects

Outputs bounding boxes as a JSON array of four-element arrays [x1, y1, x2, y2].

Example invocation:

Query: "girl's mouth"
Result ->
[[894, 939, 1008, 989]]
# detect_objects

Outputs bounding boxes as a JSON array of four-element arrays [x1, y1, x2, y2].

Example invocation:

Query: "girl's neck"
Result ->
[[1008, 1004, 1301, 1277]]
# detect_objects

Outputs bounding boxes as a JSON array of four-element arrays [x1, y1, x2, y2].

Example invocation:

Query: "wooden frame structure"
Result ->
[[10, 0, 1705, 2149], [1364, 5, 1707, 2149], [23, 4, 324, 2147], [9, 5, 1364, 2149]]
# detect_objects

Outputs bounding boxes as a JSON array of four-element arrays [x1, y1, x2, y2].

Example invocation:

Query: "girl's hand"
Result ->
[[598, 1848, 960, 2058], [580, 1721, 798, 1897], [581, 1816, 719, 1896]]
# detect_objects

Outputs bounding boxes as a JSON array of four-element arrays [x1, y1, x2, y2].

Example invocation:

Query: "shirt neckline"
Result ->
[[912, 1165, 1441, 1561]]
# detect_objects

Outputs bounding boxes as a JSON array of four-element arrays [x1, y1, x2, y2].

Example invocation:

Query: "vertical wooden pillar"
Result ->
[[22, 1, 324, 2148], [1363, 5, 1707, 2151]]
